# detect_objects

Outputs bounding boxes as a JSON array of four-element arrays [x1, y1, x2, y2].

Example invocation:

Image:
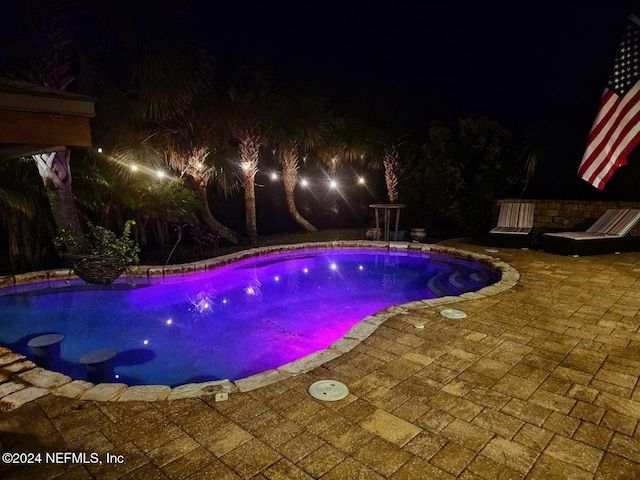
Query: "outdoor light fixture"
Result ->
[[358, 176, 366, 184], [96, 147, 103, 154], [329, 180, 338, 189]]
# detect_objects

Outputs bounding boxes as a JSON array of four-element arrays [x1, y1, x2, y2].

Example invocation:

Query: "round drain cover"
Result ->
[[308, 380, 349, 401], [440, 308, 467, 319]]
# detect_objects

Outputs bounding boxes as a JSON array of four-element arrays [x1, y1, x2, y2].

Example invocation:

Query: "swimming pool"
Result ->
[[0, 245, 501, 387]]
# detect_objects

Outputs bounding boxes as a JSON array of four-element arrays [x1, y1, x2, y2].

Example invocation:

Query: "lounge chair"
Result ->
[[539, 208, 640, 256], [488, 202, 535, 248]]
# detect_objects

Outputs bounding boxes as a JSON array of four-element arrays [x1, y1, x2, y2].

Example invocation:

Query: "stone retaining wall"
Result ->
[[496, 199, 640, 238]]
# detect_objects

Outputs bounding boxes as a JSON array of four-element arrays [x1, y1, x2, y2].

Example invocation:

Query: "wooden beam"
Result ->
[[0, 109, 92, 147], [0, 91, 95, 117]]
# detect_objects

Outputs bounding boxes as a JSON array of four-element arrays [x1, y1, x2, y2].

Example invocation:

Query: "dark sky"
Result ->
[[1, 0, 637, 129], [2, 0, 639, 198], [189, 1, 639, 129], [186, 0, 640, 199]]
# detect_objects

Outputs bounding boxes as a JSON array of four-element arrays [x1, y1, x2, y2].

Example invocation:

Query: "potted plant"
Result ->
[[57, 220, 140, 285]]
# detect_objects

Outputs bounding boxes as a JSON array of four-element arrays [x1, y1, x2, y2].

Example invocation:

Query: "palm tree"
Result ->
[[84, 0, 230, 242], [161, 114, 241, 244], [239, 128, 262, 242], [515, 121, 551, 197], [210, 62, 276, 244], [10, 1, 86, 250], [383, 144, 400, 203], [281, 145, 316, 231], [267, 89, 337, 232]]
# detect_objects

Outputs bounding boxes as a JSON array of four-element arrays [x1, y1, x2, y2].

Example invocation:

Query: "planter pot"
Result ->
[[410, 228, 427, 242], [366, 228, 381, 240], [68, 255, 126, 285]]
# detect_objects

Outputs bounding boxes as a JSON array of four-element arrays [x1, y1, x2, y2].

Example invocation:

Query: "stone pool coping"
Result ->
[[0, 241, 519, 409]]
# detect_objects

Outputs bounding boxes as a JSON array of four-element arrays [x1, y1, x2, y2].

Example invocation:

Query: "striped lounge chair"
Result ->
[[539, 208, 640, 256], [488, 202, 535, 248]]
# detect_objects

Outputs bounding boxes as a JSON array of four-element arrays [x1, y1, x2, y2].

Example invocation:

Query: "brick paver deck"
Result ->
[[1, 240, 639, 479]]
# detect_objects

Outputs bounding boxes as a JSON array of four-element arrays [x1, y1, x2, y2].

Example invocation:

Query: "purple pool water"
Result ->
[[0, 248, 498, 386]]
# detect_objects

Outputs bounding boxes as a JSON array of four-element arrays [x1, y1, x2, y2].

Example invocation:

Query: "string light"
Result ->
[[96, 147, 103, 154], [329, 180, 338, 189], [130, 164, 138, 172], [300, 178, 309, 187], [271, 172, 278, 180]]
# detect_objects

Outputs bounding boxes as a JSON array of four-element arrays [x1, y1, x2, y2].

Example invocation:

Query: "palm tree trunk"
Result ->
[[240, 131, 260, 244], [188, 173, 239, 245], [244, 175, 258, 244], [33, 150, 86, 252], [383, 145, 399, 203], [283, 149, 317, 232]]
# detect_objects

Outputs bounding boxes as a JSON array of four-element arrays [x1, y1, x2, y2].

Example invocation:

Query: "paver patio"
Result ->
[[0, 239, 639, 479]]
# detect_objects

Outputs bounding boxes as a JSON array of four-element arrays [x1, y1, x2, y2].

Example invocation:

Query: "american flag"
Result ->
[[578, 14, 640, 190]]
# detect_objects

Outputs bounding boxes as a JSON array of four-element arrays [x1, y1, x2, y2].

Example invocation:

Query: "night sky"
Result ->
[[188, 1, 638, 129], [2, 1, 640, 199], [186, 0, 640, 199]]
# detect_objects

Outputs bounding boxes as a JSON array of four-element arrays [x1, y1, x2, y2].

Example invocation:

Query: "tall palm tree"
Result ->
[[161, 114, 241, 244], [10, 1, 86, 250], [281, 145, 316, 231], [210, 62, 275, 244], [239, 128, 262, 243], [84, 0, 228, 242], [383, 144, 400, 203], [267, 89, 337, 232]]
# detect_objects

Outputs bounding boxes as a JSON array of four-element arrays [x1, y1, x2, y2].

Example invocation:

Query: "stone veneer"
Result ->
[[0, 241, 518, 409], [496, 198, 640, 238]]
